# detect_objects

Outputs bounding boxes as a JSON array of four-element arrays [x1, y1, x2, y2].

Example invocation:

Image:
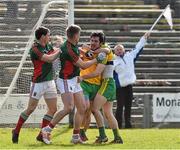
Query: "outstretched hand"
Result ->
[[93, 48, 110, 54], [144, 32, 150, 40]]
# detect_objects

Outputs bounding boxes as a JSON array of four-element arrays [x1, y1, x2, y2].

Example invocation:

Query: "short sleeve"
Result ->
[[32, 46, 44, 59]]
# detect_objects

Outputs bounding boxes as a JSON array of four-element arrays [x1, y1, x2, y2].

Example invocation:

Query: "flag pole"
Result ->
[[149, 4, 170, 32]]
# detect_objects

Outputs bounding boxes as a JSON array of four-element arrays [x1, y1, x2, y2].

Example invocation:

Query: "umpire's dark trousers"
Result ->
[[115, 85, 133, 128]]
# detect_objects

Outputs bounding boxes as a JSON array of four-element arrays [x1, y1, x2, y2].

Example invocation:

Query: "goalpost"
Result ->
[[0, 0, 74, 125]]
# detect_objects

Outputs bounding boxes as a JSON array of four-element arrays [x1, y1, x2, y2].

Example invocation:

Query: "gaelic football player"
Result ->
[[12, 26, 61, 143], [41, 25, 106, 144], [79, 32, 109, 142], [79, 38, 123, 144]]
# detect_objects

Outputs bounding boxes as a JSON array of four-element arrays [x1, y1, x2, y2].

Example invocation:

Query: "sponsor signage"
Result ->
[[0, 95, 68, 124], [153, 93, 180, 122]]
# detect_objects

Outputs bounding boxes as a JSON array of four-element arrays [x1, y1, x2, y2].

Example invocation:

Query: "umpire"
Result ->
[[113, 32, 150, 128]]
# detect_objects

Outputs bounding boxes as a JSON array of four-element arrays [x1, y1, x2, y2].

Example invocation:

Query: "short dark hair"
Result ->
[[66, 24, 81, 39], [35, 26, 50, 40], [90, 32, 105, 44]]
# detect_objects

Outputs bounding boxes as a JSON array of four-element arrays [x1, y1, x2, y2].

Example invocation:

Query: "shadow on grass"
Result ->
[[27, 140, 115, 148], [27, 125, 72, 148], [57, 142, 114, 147], [26, 126, 120, 148], [52, 125, 71, 139]]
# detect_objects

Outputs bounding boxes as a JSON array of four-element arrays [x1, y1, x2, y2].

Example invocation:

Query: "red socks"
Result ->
[[14, 112, 28, 134], [41, 114, 53, 128], [73, 129, 80, 134]]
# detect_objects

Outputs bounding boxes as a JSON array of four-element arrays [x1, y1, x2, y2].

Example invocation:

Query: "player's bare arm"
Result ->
[[93, 47, 110, 54], [75, 57, 97, 69], [75, 52, 106, 69], [78, 63, 105, 82], [81, 44, 91, 50], [41, 48, 61, 63]]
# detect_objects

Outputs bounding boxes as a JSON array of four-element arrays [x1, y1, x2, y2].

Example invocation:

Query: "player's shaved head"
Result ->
[[114, 44, 125, 56], [35, 26, 50, 40], [114, 44, 124, 50]]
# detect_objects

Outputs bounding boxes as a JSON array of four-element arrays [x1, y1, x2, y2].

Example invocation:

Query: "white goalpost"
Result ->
[[0, 0, 74, 125], [68, 0, 74, 26]]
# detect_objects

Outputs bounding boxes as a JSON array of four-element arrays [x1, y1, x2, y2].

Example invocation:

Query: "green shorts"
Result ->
[[80, 81, 100, 101], [98, 78, 116, 102]]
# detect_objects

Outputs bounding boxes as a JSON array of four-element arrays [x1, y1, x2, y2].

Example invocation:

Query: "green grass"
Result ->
[[0, 126, 180, 149]]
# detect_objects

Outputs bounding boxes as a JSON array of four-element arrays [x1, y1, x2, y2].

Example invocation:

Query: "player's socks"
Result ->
[[49, 123, 55, 129], [73, 129, 80, 134], [112, 129, 120, 139], [12, 112, 28, 143], [14, 112, 29, 134], [111, 129, 123, 144], [37, 114, 53, 142], [41, 114, 53, 128], [98, 126, 106, 138], [80, 128, 88, 141], [80, 128, 85, 136], [72, 129, 84, 144], [94, 126, 108, 143]]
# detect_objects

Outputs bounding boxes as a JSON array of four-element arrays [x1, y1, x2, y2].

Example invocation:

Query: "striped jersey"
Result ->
[[59, 40, 80, 79], [30, 42, 54, 83]]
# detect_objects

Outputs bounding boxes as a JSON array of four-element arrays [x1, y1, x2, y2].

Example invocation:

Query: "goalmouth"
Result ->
[[0, 0, 74, 126]]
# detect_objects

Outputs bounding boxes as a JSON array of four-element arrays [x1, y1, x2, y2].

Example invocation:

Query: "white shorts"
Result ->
[[30, 80, 57, 100], [56, 77, 82, 94]]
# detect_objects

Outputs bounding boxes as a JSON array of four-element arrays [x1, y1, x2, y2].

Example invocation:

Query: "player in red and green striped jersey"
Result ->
[[41, 25, 106, 144], [12, 26, 61, 144]]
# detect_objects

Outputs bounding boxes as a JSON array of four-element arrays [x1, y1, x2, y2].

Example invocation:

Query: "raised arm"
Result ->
[[32, 46, 61, 63], [130, 32, 150, 60], [41, 48, 61, 63]]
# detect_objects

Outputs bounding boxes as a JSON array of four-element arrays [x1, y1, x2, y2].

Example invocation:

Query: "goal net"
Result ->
[[0, 0, 70, 126]]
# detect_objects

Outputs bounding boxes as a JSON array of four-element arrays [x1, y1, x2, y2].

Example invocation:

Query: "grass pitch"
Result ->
[[0, 126, 180, 149]]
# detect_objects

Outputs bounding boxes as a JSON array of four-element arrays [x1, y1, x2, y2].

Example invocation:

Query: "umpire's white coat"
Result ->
[[113, 36, 147, 87]]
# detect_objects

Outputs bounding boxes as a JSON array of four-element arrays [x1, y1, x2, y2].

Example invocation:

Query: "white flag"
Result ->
[[163, 5, 173, 30]]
